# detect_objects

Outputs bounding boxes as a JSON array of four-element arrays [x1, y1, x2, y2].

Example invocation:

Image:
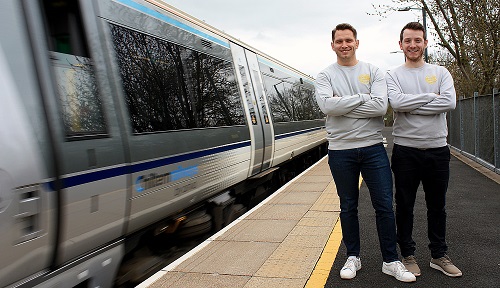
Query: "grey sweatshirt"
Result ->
[[386, 63, 456, 149], [315, 61, 387, 150]]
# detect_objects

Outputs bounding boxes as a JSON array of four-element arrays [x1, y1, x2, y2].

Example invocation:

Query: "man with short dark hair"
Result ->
[[386, 21, 462, 278], [315, 23, 416, 283]]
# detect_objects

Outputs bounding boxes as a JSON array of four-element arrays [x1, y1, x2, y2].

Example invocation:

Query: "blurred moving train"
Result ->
[[0, 0, 327, 287]]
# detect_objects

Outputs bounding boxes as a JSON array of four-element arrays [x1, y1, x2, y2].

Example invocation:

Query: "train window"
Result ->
[[42, 0, 89, 56], [42, 0, 107, 137], [260, 63, 322, 122], [266, 76, 294, 122], [109, 24, 245, 133]]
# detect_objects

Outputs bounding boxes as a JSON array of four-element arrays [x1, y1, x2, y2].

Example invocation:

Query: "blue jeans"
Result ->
[[391, 144, 450, 259], [328, 143, 399, 262]]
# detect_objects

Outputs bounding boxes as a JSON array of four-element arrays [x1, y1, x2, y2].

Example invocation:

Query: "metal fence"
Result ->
[[447, 88, 500, 174]]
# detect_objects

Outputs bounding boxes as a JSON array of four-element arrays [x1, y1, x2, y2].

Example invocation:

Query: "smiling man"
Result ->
[[386, 22, 461, 278], [314, 23, 415, 283]]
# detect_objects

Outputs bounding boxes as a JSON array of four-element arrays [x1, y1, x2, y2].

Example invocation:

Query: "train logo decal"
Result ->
[[171, 165, 199, 181], [135, 165, 199, 192]]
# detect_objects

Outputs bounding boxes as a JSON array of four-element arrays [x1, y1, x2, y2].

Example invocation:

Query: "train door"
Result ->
[[244, 51, 274, 171], [25, 0, 128, 266], [230, 43, 271, 175]]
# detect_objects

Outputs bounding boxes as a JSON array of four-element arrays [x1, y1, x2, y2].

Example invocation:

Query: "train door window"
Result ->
[[238, 65, 258, 125], [42, 0, 106, 137], [252, 70, 270, 124], [108, 24, 245, 133]]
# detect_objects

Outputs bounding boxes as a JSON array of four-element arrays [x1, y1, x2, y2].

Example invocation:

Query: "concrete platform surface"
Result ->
[[138, 156, 341, 288]]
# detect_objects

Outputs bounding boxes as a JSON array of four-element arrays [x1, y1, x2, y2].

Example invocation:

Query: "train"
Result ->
[[0, 0, 327, 287]]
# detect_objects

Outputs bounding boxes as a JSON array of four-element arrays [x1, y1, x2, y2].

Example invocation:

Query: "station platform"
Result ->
[[138, 128, 500, 288]]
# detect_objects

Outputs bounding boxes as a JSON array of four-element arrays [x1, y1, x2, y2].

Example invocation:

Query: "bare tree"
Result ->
[[372, 0, 499, 96]]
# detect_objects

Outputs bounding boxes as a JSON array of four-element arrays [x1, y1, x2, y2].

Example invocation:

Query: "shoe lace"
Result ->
[[439, 255, 453, 266], [395, 261, 410, 274], [344, 257, 357, 269], [403, 256, 417, 265]]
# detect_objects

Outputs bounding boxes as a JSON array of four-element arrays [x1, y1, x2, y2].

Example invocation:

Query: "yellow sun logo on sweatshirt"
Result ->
[[425, 75, 437, 84], [358, 74, 370, 84]]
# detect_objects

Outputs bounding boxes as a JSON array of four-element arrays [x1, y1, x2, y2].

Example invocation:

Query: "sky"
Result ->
[[160, 0, 427, 78]]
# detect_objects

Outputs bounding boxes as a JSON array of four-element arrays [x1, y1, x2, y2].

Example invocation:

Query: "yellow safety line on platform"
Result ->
[[305, 220, 342, 288], [304, 176, 363, 288]]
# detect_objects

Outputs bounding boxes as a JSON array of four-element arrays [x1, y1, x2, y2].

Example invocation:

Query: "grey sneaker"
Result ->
[[382, 260, 417, 282], [430, 255, 462, 277], [340, 256, 361, 279], [403, 255, 421, 276]]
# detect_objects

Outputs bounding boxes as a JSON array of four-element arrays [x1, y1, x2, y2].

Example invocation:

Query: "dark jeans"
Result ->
[[391, 144, 450, 259], [328, 143, 399, 262]]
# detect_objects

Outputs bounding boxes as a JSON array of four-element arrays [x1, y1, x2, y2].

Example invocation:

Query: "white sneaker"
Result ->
[[382, 260, 417, 282], [340, 256, 361, 279]]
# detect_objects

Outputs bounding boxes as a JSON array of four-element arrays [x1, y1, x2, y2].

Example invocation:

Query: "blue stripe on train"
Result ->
[[54, 141, 250, 190], [51, 127, 324, 190]]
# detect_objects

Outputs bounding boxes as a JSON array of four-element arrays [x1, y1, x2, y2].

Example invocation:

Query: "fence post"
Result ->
[[494, 88, 499, 171], [459, 96, 464, 151], [474, 92, 479, 158], [448, 105, 452, 146]]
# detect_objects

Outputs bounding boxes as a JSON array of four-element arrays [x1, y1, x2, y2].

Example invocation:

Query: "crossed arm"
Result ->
[[314, 70, 388, 118], [386, 69, 456, 115]]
